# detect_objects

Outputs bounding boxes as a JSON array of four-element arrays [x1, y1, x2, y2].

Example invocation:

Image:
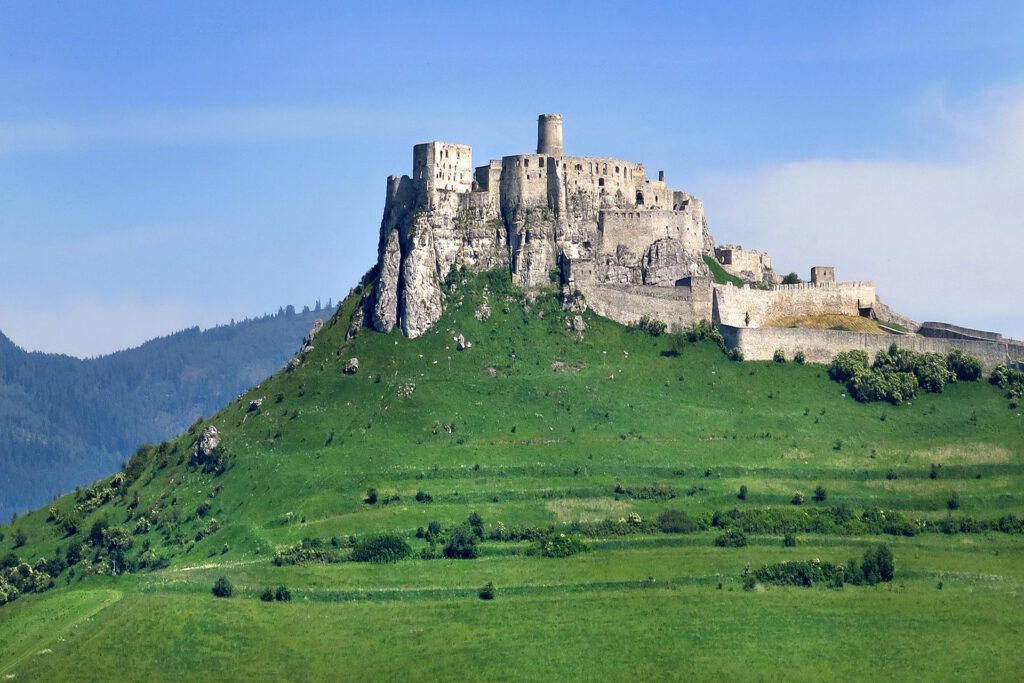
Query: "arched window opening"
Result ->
[[636, 191, 644, 205]]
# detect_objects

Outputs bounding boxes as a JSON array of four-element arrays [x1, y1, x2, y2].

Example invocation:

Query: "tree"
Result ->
[[467, 511, 484, 539], [738, 484, 748, 501], [812, 486, 827, 503], [875, 544, 895, 582], [781, 272, 801, 285], [364, 488, 378, 504], [212, 576, 234, 598], [479, 581, 496, 600], [275, 585, 292, 601], [12, 528, 26, 548], [260, 587, 274, 602], [443, 525, 478, 559]]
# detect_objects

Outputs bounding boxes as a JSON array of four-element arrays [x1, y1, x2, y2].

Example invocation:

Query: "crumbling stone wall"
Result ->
[[721, 326, 1020, 372], [713, 281, 877, 328]]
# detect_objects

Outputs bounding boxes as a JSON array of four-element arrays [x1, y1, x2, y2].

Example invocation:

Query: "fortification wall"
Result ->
[[713, 281, 876, 327], [918, 322, 1004, 342], [579, 282, 713, 330], [715, 245, 772, 280], [598, 209, 704, 258], [721, 326, 1017, 372]]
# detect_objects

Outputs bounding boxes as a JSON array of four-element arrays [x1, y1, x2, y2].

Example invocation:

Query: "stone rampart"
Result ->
[[579, 282, 713, 330], [721, 326, 1017, 372], [598, 209, 705, 258], [713, 281, 876, 327], [918, 322, 1003, 342]]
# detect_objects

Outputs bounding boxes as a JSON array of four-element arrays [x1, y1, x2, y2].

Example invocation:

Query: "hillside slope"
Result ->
[[1, 271, 1022, 681], [0, 305, 326, 520]]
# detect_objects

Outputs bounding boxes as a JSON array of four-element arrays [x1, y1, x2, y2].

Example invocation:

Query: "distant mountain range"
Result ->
[[0, 304, 329, 520]]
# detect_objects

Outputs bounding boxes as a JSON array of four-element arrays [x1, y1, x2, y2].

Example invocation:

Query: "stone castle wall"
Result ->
[[713, 281, 876, 328], [722, 326, 1023, 372], [580, 281, 713, 331]]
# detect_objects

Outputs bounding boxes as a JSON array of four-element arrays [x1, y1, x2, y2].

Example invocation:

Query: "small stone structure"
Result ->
[[810, 266, 835, 285]]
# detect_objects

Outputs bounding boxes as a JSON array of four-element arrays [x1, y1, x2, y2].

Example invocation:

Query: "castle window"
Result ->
[[598, 178, 605, 187], [575, 164, 582, 171], [636, 191, 644, 205], [524, 159, 529, 168], [615, 166, 620, 174], [602, 164, 607, 174]]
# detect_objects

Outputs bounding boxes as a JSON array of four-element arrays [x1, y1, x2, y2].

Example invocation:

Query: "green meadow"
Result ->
[[2, 270, 1023, 681]]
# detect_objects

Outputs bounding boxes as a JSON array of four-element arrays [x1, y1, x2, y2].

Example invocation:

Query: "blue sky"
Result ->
[[2, 1, 1023, 356]]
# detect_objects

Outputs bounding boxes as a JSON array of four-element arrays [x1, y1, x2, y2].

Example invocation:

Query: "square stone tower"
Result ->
[[811, 266, 835, 284]]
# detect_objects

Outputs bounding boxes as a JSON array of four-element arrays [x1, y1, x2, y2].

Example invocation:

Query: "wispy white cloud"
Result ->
[[700, 84, 1024, 340]]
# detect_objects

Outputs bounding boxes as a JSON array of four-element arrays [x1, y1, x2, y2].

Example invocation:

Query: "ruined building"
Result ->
[[369, 114, 1023, 370]]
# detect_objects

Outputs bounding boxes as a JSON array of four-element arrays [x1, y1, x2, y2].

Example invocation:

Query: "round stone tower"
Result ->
[[537, 113, 564, 156]]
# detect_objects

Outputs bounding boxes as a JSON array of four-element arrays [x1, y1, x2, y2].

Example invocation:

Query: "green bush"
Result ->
[[212, 576, 233, 598], [260, 587, 274, 602], [443, 525, 478, 559], [794, 350, 807, 364], [633, 315, 667, 336], [526, 533, 588, 558], [947, 491, 961, 510], [783, 532, 797, 547], [351, 534, 412, 563], [275, 585, 292, 601], [812, 486, 827, 503], [479, 581, 496, 600], [947, 349, 982, 382], [829, 350, 869, 382], [737, 484, 748, 501], [656, 509, 699, 533], [364, 488, 378, 504], [791, 492, 805, 506], [772, 348, 786, 363], [714, 530, 748, 547]]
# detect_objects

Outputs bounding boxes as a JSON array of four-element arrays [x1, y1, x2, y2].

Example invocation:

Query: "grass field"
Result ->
[[1, 269, 1022, 681]]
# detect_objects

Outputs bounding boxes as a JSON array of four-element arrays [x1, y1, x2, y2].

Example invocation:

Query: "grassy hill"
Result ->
[[0, 305, 325, 520], [1, 270, 1022, 681]]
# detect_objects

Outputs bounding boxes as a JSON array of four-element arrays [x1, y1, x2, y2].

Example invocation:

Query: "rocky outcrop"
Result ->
[[343, 357, 359, 375], [642, 238, 709, 286]]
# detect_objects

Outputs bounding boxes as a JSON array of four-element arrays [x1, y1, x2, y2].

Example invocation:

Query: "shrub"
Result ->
[[781, 272, 801, 285], [829, 350, 869, 382], [657, 509, 699, 533], [415, 490, 433, 503], [275, 585, 292, 601], [212, 577, 233, 598], [783, 532, 797, 547], [946, 349, 982, 382], [772, 348, 786, 363], [793, 350, 807, 364], [527, 533, 588, 558], [913, 352, 955, 393], [615, 483, 676, 500], [812, 486, 827, 503], [467, 511, 484, 539], [791, 492, 805, 506], [947, 491, 961, 511], [364, 488, 378, 504], [848, 367, 918, 404], [443, 525, 478, 559], [930, 463, 939, 480], [714, 530, 748, 547], [260, 587, 274, 602], [12, 528, 26, 548], [479, 581, 496, 600], [737, 484, 748, 501], [728, 347, 744, 361], [351, 534, 412, 563], [633, 315, 667, 336]]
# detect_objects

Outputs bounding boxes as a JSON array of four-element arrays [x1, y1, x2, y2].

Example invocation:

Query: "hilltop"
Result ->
[[0, 304, 328, 520], [0, 271, 1022, 680]]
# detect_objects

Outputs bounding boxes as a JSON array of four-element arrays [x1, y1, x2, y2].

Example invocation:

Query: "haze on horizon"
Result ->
[[2, 1, 1022, 358]]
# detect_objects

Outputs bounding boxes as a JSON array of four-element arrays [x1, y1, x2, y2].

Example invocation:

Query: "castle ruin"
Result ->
[[369, 114, 1023, 370]]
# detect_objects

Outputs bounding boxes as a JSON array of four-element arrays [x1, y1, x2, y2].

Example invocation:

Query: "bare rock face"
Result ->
[[455, 333, 470, 351], [286, 357, 301, 372], [346, 306, 365, 340], [400, 222, 444, 338], [300, 319, 324, 354], [569, 315, 587, 332], [372, 228, 402, 333], [343, 357, 359, 375], [194, 426, 220, 459], [642, 238, 709, 286]]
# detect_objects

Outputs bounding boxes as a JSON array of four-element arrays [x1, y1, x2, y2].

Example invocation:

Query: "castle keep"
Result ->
[[370, 114, 1023, 369]]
